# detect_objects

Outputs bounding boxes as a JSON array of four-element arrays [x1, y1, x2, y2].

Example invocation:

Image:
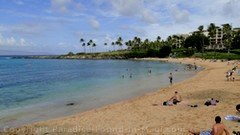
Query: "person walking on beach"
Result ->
[[189, 116, 230, 135], [169, 72, 173, 85], [194, 62, 197, 70]]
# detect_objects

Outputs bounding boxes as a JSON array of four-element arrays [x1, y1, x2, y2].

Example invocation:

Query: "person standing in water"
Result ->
[[169, 72, 173, 85]]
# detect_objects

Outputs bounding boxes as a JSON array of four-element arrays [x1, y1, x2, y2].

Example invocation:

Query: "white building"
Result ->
[[206, 27, 225, 49]]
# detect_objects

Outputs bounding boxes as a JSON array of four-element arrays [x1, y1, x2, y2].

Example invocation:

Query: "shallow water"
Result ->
[[0, 57, 200, 129]]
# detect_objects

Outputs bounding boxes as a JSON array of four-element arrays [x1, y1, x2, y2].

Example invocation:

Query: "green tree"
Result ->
[[156, 36, 161, 42], [67, 52, 74, 56], [222, 23, 233, 53], [198, 25, 205, 54], [172, 35, 179, 48], [116, 37, 123, 50], [184, 34, 209, 52], [232, 30, 240, 49], [207, 23, 217, 50]]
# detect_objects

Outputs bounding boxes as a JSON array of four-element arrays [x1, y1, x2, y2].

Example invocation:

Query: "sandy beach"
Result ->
[[1, 58, 240, 135]]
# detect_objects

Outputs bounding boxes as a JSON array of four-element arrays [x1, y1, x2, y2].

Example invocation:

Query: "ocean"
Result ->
[[0, 57, 199, 129]]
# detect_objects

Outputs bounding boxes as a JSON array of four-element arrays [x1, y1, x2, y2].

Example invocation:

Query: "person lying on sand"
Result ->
[[189, 116, 230, 135]]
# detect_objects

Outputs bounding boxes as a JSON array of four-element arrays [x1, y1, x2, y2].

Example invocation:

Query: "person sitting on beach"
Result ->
[[169, 91, 182, 105], [226, 70, 235, 81], [205, 98, 219, 106], [189, 116, 230, 135]]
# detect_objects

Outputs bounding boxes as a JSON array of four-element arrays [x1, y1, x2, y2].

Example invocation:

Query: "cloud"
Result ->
[[0, 33, 29, 46], [13, 0, 24, 5], [89, 18, 100, 30], [170, 4, 189, 23], [223, 0, 240, 17], [99, 0, 157, 24], [141, 9, 157, 24], [51, 0, 84, 13], [121, 25, 146, 36], [0, 22, 56, 36], [51, 0, 72, 13]]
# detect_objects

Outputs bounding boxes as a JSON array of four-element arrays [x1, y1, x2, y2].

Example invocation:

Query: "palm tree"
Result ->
[[207, 23, 217, 57], [126, 40, 132, 50], [116, 37, 123, 50], [80, 38, 84, 42], [172, 35, 179, 48], [207, 23, 216, 49], [92, 43, 96, 52], [166, 36, 174, 48], [87, 41, 91, 53], [178, 35, 185, 48], [143, 38, 150, 50], [82, 43, 86, 53], [111, 42, 115, 51], [80, 38, 85, 53], [88, 40, 94, 53], [198, 25, 205, 54], [222, 23, 233, 53], [157, 36, 161, 42], [104, 42, 108, 52]]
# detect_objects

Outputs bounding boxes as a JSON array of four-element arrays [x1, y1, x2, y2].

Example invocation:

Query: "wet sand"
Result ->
[[1, 58, 240, 135]]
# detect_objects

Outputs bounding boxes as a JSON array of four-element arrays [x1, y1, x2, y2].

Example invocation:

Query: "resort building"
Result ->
[[173, 34, 189, 48], [206, 27, 225, 50]]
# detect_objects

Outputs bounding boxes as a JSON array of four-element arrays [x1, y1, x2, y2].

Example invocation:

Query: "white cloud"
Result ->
[[51, 0, 83, 13], [223, 0, 240, 17], [13, 0, 24, 5], [51, 0, 72, 13], [0, 33, 29, 46], [0, 22, 56, 36], [170, 4, 189, 23], [102, 0, 157, 24], [141, 9, 157, 24], [121, 25, 146, 36], [89, 18, 100, 30], [20, 38, 27, 46]]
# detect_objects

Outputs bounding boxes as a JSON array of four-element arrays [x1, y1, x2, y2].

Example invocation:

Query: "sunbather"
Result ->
[[189, 116, 230, 135], [204, 98, 219, 106], [162, 91, 182, 106], [169, 91, 182, 104]]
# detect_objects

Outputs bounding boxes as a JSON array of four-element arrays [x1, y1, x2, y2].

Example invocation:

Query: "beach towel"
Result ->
[[225, 115, 240, 122], [200, 130, 211, 135]]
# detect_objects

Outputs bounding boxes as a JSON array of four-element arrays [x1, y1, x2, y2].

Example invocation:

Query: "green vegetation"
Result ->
[[61, 23, 240, 60], [194, 51, 240, 60]]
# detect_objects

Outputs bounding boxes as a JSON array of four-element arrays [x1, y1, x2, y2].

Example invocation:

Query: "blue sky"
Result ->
[[0, 0, 240, 55]]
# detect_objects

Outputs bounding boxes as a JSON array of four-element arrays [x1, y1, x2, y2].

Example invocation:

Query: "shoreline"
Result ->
[[0, 59, 198, 130], [2, 58, 240, 135]]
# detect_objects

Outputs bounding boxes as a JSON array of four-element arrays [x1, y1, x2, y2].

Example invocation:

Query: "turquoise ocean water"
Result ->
[[0, 57, 199, 129]]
